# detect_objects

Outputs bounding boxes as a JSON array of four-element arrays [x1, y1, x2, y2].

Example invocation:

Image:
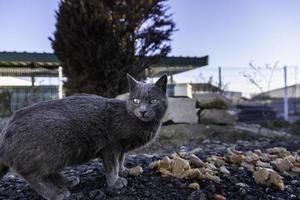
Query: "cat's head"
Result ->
[[126, 74, 168, 122]]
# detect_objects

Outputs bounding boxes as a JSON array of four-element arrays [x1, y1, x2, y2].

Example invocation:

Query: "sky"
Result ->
[[0, 0, 300, 96]]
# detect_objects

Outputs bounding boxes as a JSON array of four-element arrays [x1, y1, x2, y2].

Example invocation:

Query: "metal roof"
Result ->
[[0, 52, 209, 77]]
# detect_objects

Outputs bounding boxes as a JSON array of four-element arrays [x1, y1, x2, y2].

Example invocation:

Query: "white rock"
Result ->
[[200, 109, 237, 125], [241, 161, 254, 171], [245, 152, 260, 163], [266, 147, 290, 157], [291, 167, 300, 173], [219, 166, 230, 176], [189, 154, 204, 168], [274, 158, 293, 172], [128, 166, 144, 176], [256, 161, 272, 168], [163, 98, 198, 124]]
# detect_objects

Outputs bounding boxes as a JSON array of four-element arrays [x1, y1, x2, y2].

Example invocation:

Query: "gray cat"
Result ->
[[0, 74, 168, 200]]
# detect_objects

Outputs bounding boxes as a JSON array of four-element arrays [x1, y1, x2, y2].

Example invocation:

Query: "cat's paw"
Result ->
[[110, 177, 128, 189], [51, 189, 70, 200], [119, 167, 129, 177]]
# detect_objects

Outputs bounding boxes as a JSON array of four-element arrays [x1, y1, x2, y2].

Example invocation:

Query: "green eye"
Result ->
[[150, 99, 158, 104], [133, 98, 140, 104]]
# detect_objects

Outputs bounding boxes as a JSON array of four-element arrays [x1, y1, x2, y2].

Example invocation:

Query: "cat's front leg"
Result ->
[[100, 149, 128, 189], [118, 152, 129, 176]]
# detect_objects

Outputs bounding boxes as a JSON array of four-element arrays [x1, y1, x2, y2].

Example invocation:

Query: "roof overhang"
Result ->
[[0, 52, 209, 77], [145, 56, 209, 77]]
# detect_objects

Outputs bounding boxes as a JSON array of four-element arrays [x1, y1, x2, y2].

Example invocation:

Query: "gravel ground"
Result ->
[[0, 139, 299, 200]]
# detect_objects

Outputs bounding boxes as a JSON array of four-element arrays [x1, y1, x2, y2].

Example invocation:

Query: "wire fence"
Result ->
[[172, 64, 300, 120], [0, 66, 62, 117]]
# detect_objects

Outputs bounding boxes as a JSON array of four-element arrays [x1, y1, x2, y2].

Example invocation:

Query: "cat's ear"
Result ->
[[155, 74, 168, 93], [127, 74, 138, 92]]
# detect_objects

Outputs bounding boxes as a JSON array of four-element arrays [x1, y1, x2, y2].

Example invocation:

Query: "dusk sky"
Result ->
[[0, 0, 299, 96]]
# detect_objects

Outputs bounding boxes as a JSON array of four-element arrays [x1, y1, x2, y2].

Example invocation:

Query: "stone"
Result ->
[[268, 170, 285, 191], [274, 158, 293, 172], [181, 168, 201, 179], [294, 162, 300, 168], [283, 171, 298, 177], [214, 194, 226, 200], [245, 152, 260, 163], [200, 109, 237, 125], [266, 147, 290, 157], [160, 156, 172, 169], [254, 168, 270, 185], [260, 153, 278, 162], [219, 166, 230, 176], [194, 93, 231, 108], [198, 168, 221, 183], [189, 154, 204, 168], [158, 168, 173, 177], [236, 182, 249, 187], [204, 163, 218, 171], [188, 190, 207, 200], [254, 168, 284, 191], [254, 149, 262, 156], [241, 161, 255, 171], [128, 166, 143, 176], [291, 167, 300, 173], [227, 147, 243, 155], [172, 156, 191, 178], [284, 156, 296, 163], [228, 154, 245, 165], [163, 98, 198, 124], [188, 183, 200, 190], [207, 156, 225, 167], [149, 161, 159, 169], [256, 161, 272, 168]]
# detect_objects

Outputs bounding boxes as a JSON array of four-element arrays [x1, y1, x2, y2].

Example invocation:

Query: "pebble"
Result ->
[[214, 194, 226, 200], [189, 153, 204, 168], [236, 182, 249, 187], [219, 166, 230, 176], [188, 182, 200, 190], [274, 158, 293, 172], [128, 166, 144, 176], [188, 190, 207, 200], [254, 168, 285, 191], [256, 160, 272, 168], [241, 161, 254, 171], [244, 152, 260, 163]]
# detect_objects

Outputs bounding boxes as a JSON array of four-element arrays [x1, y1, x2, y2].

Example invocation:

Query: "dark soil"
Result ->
[[0, 140, 299, 200]]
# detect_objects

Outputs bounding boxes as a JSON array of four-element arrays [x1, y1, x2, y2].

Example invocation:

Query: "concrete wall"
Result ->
[[266, 84, 300, 98], [174, 84, 192, 98]]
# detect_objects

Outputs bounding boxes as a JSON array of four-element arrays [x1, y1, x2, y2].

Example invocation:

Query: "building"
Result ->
[[0, 51, 209, 115], [256, 84, 300, 99], [255, 84, 300, 119]]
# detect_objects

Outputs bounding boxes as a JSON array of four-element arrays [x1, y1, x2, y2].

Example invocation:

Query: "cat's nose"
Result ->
[[139, 111, 147, 117]]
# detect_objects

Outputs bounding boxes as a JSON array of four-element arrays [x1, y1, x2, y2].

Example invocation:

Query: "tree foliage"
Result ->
[[50, 0, 175, 97]]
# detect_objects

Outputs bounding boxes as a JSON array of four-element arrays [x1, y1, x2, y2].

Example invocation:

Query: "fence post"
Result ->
[[284, 66, 289, 121], [58, 66, 63, 99], [218, 66, 222, 93]]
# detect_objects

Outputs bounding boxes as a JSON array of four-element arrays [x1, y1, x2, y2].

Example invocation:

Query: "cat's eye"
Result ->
[[150, 99, 159, 104], [133, 98, 140, 104]]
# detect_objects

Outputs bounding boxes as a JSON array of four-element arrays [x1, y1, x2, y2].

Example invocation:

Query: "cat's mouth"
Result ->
[[138, 116, 152, 122], [134, 111, 153, 122]]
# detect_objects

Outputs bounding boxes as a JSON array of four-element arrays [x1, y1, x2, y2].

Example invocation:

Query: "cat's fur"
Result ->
[[0, 74, 168, 200]]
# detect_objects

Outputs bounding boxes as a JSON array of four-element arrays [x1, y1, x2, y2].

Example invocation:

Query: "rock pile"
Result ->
[[149, 151, 228, 186], [149, 146, 300, 191], [226, 146, 300, 190]]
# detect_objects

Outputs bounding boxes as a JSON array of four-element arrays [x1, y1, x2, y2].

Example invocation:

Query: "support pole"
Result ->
[[58, 66, 63, 99], [218, 66, 222, 93], [284, 66, 289, 121]]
